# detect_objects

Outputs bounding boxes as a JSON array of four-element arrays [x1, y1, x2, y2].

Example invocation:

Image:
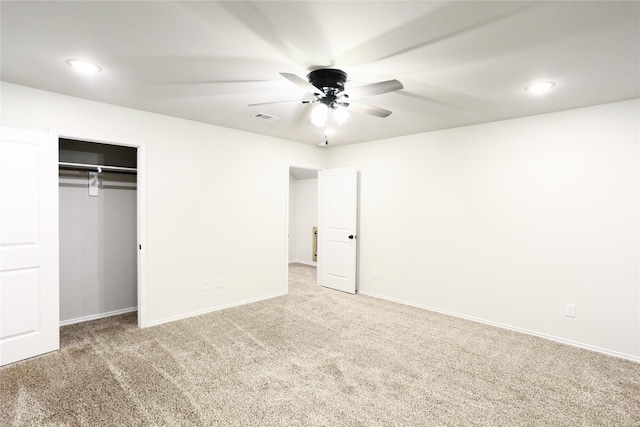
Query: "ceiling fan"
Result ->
[[249, 69, 403, 127]]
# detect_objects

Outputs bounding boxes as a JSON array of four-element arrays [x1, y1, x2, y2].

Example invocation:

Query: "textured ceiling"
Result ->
[[1, 1, 638, 146]]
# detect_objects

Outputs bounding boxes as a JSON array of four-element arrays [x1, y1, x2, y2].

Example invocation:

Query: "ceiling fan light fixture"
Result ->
[[66, 58, 102, 74], [311, 103, 328, 127], [525, 81, 555, 94], [270, 68, 403, 129], [333, 106, 350, 125]]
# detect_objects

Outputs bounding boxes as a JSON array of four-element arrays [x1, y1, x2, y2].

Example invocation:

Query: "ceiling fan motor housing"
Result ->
[[308, 69, 348, 104]]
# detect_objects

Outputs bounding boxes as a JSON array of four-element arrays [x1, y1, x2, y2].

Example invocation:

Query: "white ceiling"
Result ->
[[1, 1, 638, 146]]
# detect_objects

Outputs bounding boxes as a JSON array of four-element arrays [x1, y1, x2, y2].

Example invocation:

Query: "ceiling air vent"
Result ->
[[252, 112, 279, 121]]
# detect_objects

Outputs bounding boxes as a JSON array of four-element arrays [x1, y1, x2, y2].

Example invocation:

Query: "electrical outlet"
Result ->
[[203, 280, 211, 291], [216, 278, 223, 289], [565, 303, 576, 318]]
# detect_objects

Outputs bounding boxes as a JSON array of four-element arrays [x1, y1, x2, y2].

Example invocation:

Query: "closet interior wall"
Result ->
[[58, 139, 137, 324]]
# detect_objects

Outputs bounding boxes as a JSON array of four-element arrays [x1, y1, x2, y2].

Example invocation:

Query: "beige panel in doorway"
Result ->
[[313, 227, 318, 262]]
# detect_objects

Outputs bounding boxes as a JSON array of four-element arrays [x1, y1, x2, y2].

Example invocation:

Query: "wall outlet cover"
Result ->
[[564, 303, 576, 318]]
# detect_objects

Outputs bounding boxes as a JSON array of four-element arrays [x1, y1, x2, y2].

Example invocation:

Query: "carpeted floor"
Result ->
[[1, 263, 639, 426]]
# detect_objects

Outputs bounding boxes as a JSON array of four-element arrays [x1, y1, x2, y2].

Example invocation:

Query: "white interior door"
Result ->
[[1, 127, 59, 366], [318, 166, 357, 294]]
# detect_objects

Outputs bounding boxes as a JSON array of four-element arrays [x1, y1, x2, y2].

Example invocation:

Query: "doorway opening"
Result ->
[[287, 166, 320, 289]]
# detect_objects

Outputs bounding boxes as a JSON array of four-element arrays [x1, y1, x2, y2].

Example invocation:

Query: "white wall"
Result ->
[[1, 82, 327, 325], [294, 178, 318, 265], [327, 99, 640, 359], [59, 171, 137, 322]]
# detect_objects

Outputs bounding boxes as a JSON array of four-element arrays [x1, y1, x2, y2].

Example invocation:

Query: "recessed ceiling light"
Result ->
[[66, 59, 102, 74], [525, 81, 555, 94]]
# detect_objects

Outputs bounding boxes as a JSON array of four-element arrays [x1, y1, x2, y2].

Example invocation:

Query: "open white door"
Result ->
[[1, 127, 59, 366], [318, 166, 357, 294]]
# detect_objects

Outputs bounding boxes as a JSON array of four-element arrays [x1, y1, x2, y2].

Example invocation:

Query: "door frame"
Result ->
[[53, 129, 148, 328], [285, 162, 322, 291]]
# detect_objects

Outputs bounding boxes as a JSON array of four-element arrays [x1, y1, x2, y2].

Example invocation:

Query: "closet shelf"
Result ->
[[59, 161, 137, 174]]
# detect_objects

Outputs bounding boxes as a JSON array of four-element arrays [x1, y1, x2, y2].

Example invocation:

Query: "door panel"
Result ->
[[1, 269, 40, 338], [318, 167, 357, 294], [1, 127, 59, 366]]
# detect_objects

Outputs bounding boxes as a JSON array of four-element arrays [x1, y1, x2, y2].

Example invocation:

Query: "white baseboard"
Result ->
[[145, 291, 287, 328], [60, 307, 137, 326], [288, 260, 317, 267], [358, 290, 640, 364]]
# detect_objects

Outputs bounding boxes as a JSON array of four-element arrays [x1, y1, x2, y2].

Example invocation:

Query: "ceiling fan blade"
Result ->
[[344, 79, 404, 100], [280, 73, 324, 95], [347, 102, 393, 118], [248, 99, 315, 107]]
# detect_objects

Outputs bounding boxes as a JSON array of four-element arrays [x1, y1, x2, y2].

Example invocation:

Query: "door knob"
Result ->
[[348, 235, 356, 239]]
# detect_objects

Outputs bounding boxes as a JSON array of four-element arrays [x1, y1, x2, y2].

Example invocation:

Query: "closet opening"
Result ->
[[58, 138, 138, 326]]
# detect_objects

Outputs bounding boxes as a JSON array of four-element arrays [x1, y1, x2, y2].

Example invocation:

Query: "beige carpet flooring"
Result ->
[[1, 263, 639, 426]]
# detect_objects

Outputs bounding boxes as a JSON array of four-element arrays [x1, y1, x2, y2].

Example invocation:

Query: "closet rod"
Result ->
[[58, 161, 137, 174]]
